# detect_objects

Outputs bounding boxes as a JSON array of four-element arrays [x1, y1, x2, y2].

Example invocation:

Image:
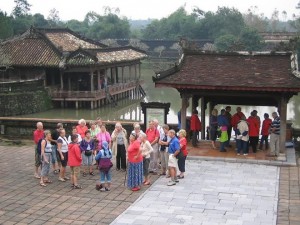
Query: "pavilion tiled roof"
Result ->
[[65, 47, 147, 67], [0, 31, 61, 67], [95, 47, 147, 64], [0, 28, 147, 69], [38, 28, 106, 52], [154, 51, 300, 92]]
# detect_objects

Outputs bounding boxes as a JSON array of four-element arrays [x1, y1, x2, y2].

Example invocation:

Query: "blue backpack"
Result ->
[[37, 138, 47, 155]]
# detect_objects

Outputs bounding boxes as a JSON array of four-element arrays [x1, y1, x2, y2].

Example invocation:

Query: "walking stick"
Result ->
[[123, 160, 128, 186]]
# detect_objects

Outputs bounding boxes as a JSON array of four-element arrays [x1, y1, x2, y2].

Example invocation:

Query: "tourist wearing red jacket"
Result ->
[[259, 113, 272, 150], [76, 119, 88, 139], [231, 107, 245, 132], [247, 111, 260, 153], [68, 135, 82, 189], [33, 122, 44, 179], [190, 109, 201, 147]]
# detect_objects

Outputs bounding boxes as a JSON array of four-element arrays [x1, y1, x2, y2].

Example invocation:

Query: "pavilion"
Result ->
[[153, 49, 300, 157], [0, 27, 147, 109]]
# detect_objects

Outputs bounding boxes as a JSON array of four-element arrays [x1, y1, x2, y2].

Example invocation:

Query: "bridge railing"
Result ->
[[49, 81, 140, 99]]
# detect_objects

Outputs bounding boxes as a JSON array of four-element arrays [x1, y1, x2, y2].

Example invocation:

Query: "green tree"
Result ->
[[239, 28, 263, 51], [12, 0, 31, 17], [32, 13, 49, 28], [243, 6, 268, 32], [83, 11, 130, 39], [215, 34, 238, 51], [0, 11, 13, 39], [142, 7, 198, 39], [200, 7, 245, 39]]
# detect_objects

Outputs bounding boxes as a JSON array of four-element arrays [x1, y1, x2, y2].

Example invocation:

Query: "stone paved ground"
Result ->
[[1, 144, 300, 225], [277, 166, 300, 225], [112, 160, 279, 225], [0, 144, 157, 225]]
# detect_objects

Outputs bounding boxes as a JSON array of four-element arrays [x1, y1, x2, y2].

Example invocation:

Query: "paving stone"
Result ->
[[0, 144, 157, 225], [111, 160, 280, 225]]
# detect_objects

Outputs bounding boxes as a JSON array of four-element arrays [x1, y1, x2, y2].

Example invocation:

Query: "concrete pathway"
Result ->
[[111, 160, 279, 225]]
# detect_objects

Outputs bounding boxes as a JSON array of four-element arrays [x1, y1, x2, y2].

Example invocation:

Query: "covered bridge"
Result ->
[[153, 50, 300, 157]]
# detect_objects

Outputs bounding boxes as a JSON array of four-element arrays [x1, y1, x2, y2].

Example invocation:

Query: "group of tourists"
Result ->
[[33, 118, 188, 191], [209, 106, 281, 157]]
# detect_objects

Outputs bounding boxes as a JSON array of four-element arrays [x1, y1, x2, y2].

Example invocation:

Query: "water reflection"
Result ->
[[19, 67, 300, 128]]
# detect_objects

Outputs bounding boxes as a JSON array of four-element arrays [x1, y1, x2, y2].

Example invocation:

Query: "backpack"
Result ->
[[98, 158, 113, 173], [37, 138, 47, 155]]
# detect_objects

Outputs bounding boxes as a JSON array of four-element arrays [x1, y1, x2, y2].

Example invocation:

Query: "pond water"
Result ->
[[19, 66, 300, 128]]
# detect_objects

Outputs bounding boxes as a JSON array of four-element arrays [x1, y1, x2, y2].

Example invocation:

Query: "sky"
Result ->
[[1, 0, 299, 21]]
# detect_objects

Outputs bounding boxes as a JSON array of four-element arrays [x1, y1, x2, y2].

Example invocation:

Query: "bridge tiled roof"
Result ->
[[153, 51, 300, 93]]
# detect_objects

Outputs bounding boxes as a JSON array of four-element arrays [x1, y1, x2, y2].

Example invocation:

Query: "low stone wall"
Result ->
[[0, 79, 52, 116], [0, 118, 178, 139], [0, 90, 52, 117]]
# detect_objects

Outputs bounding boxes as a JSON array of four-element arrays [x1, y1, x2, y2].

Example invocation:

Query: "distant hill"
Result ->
[[129, 19, 153, 29]]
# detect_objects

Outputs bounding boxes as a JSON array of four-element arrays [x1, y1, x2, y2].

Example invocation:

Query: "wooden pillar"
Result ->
[[68, 76, 71, 91], [97, 70, 101, 90], [180, 94, 189, 130], [134, 64, 137, 80], [191, 96, 199, 112], [76, 101, 79, 109], [129, 65, 132, 81], [60, 72, 63, 90], [279, 95, 287, 154], [91, 101, 94, 110], [116, 67, 119, 83], [139, 63, 141, 79], [122, 67, 124, 83], [201, 97, 206, 140], [90, 71, 94, 91]]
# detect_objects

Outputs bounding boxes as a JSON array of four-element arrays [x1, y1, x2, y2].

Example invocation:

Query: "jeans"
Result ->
[[51, 145, 57, 164], [100, 170, 112, 183], [259, 135, 269, 149], [220, 142, 226, 151], [237, 139, 248, 154], [41, 153, 52, 177]]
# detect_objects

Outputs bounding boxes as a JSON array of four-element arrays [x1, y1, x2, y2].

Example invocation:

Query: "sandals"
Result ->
[[34, 174, 41, 179], [53, 170, 59, 174], [143, 182, 151, 186], [40, 182, 47, 187], [44, 180, 52, 183], [96, 184, 103, 191], [89, 172, 95, 176], [82, 172, 87, 177], [73, 185, 82, 189]]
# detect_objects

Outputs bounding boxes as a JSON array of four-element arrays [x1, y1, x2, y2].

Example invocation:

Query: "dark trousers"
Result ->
[[178, 156, 187, 172], [226, 127, 232, 146], [236, 139, 248, 154], [116, 144, 126, 170], [259, 135, 269, 149], [249, 136, 259, 153], [192, 130, 198, 147]]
